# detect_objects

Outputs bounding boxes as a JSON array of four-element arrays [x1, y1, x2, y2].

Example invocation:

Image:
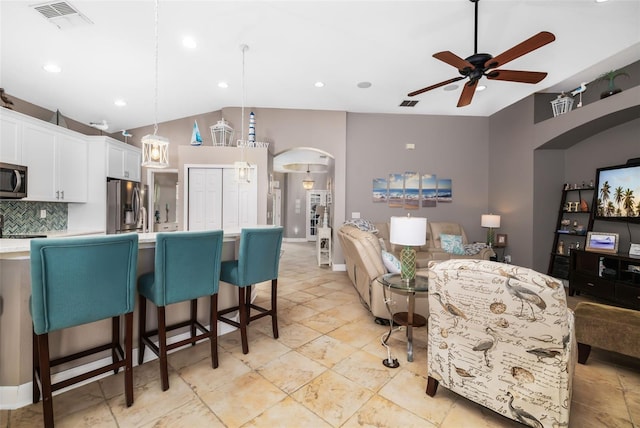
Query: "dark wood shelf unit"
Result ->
[[547, 185, 595, 280], [569, 249, 640, 310]]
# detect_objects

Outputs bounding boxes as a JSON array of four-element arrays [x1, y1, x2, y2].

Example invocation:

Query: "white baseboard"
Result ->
[[282, 238, 308, 243], [0, 321, 238, 410]]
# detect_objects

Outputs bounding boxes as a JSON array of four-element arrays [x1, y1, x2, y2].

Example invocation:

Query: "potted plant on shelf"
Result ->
[[596, 69, 630, 99]]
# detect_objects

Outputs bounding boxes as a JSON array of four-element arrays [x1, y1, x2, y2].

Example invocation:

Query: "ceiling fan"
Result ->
[[408, 0, 555, 107]]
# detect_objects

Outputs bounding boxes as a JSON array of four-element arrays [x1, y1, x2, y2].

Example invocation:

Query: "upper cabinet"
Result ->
[[0, 110, 22, 165], [22, 121, 88, 202], [106, 139, 141, 182]]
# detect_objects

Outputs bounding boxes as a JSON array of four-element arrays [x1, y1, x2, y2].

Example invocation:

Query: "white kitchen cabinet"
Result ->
[[106, 139, 141, 182], [0, 110, 22, 165], [22, 122, 87, 202]]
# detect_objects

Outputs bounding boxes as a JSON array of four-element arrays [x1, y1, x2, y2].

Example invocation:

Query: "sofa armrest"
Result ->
[[476, 247, 496, 260], [427, 248, 452, 260]]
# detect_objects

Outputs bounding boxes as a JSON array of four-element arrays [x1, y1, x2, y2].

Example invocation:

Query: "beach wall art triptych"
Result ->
[[372, 172, 452, 209]]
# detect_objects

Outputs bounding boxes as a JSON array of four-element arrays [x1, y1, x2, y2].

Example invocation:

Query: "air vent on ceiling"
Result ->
[[32, 1, 93, 29], [399, 100, 419, 107]]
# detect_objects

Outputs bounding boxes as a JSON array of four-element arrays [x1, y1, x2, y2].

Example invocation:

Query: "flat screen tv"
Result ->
[[594, 160, 640, 223]]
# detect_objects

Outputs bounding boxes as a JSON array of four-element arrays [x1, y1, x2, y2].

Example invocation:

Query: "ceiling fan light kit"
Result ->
[[408, 0, 555, 107]]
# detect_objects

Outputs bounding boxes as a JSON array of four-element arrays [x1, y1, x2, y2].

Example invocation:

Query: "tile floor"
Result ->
[[2, 241, 640, 427]]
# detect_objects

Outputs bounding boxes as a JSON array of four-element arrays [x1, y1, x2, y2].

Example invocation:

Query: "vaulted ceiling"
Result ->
[[1, 1, 638, 133]]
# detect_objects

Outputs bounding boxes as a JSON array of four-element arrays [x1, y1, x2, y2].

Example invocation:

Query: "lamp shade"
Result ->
[[481, 214, 501, 228], [390, 216, 427, 246]]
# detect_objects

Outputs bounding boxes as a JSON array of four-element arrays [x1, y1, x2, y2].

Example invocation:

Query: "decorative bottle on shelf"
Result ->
[[557, 241, 565, 255], [580, 199, 589, 212]]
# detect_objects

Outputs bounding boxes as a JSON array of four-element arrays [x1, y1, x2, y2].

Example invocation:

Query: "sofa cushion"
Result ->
[[381, 250, 401, 273], [440, 234, 465, 255], [429, 222, 469, 249]]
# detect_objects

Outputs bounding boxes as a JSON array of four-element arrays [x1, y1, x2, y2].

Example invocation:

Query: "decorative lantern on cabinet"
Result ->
[[210, 119, 234, 146]]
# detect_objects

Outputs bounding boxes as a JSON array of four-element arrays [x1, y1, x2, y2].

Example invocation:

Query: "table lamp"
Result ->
[[481, 214, 501, 247], [390, 215, 427, 283]]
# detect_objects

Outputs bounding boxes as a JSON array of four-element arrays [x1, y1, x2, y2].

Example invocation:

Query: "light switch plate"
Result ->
[[630, 243, 640, 257], [40, 209, 47, 219]]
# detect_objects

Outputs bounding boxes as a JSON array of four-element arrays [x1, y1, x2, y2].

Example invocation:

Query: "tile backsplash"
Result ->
[[0, 201, 67, 235]]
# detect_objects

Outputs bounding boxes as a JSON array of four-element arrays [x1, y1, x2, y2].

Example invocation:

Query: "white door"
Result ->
[[188, 166, 257, 231], [272, 188, 282, 226], [188, 168, 222, 230]]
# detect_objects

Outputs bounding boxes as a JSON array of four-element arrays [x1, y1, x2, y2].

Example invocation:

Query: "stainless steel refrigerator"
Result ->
[[106, 179, 148, 234]]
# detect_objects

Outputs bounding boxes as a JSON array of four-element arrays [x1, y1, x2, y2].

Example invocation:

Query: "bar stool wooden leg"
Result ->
[[238, 287, 249, 354], [190, 299, 198, 345], [157, 306, 169, 391], [112, 317, 121, 374], [138, 295, 147, 365], [245, 286, 252, 325], [210, 294, 218, 368], [271, 279, 279, 339], [36, 333, 54, 428], [124, 312, 134, 407], [32, 329, 41, 404]]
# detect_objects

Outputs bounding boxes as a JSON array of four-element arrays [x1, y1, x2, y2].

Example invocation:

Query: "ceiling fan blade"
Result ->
[[408, 76, 465, 97], [457, 80, 478, 108], [485, 31, 555, 69], [433, 51, 474, 72], [487, 70, 548, 84]]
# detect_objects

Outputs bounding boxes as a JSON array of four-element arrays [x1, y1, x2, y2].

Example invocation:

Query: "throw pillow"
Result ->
[[381, 250, 401, 273], [343, 218, 379, 233], [440, 234, 465, 255]]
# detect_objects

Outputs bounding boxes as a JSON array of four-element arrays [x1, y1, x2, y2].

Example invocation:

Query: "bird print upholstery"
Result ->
[[427, 259, 576, 428]]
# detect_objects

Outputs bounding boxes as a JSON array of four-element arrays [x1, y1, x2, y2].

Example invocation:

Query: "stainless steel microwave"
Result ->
[[0, 162, 28, 199]]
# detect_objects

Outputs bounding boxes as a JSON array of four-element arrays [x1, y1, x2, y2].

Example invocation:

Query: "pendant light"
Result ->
[[302, 165, 314, 190], [234, 44, 250, 182], [141, 0, 169, 168]]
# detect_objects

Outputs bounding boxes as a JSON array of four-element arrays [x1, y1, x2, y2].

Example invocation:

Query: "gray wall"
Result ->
[[490, 86, 640, 272], [345, 113, 491, 243], [564, 118, 640, 252]]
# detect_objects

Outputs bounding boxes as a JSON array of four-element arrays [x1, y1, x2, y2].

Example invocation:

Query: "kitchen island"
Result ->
[[0, 230, 250, 409]]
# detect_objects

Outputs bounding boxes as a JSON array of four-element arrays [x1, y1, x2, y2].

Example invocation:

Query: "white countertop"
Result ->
[[0, 228, 254, 259]]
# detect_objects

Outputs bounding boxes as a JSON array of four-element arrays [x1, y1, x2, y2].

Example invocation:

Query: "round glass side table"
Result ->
[[378, 273, 429, 366]]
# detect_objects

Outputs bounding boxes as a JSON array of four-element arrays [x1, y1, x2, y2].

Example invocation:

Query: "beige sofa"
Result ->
[[376, 221, 495, 268], [337, 224, 429, 321]]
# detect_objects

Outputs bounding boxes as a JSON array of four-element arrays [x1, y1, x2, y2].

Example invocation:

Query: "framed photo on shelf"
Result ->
[[585, 232, 619, 254], [495, 234, 508, 247]]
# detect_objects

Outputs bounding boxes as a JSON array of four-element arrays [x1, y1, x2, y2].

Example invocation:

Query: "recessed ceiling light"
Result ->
[[218, 81, 228, 88], [314, 81, 324, 88], [114, 99, 127, 107], [595, 0, 609, 3], [43, 63, 61, 73], [444, 84, 459, 91], [182, 36, 197, 49], [476, 85, 487, 91], [357, 81, 372, 89]]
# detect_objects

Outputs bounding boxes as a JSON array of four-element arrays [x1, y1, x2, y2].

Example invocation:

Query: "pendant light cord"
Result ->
[[240, 44, 247, 144], [153, 0, 159, 136]]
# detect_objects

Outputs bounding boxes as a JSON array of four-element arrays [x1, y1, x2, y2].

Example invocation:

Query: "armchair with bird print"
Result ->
[[426, 259, 576, 428]]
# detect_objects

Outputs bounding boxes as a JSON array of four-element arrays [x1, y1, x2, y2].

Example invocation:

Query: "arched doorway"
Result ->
[[273, 147, 334, 241]]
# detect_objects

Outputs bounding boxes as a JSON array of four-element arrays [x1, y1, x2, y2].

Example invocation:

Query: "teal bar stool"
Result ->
[[218, 227, 283, 354], [137, 230, 224, 391], [30, 233, 139, 428]]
